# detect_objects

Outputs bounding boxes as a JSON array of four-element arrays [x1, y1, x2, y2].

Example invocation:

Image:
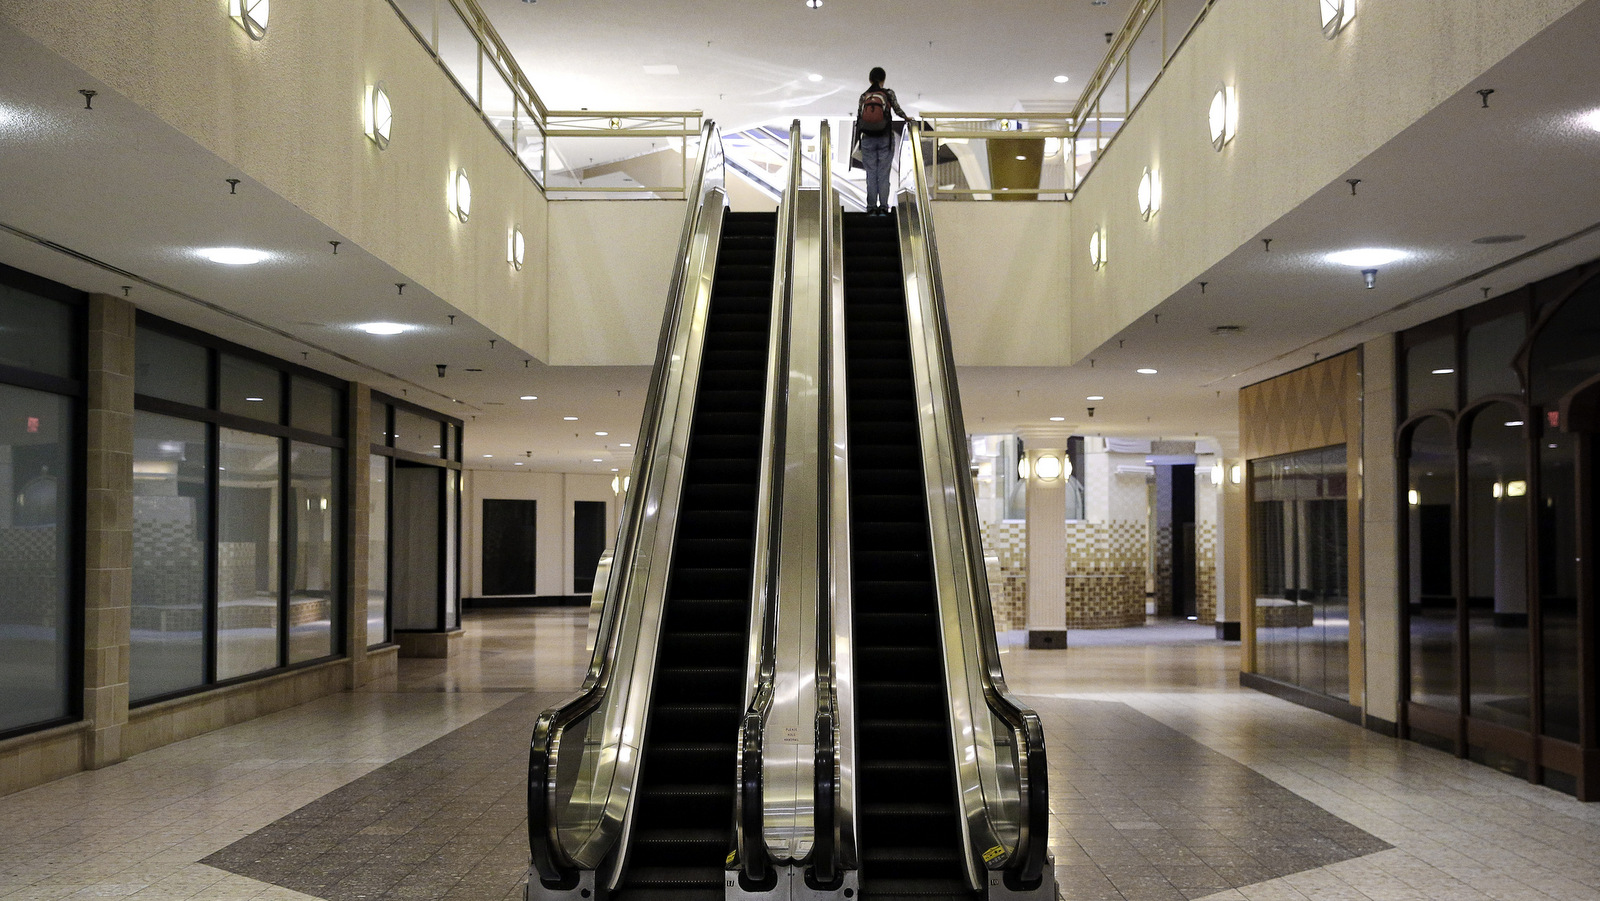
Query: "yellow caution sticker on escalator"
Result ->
[[983, 844, 1006, 864], [726, 850, 738, 867]]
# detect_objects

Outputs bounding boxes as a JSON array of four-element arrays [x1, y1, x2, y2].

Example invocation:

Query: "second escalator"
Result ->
[[840, 209, 977, 901], [616, 210, 778, 901]]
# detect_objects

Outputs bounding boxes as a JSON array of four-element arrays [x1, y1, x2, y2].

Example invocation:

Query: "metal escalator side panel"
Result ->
[[590, 198, 733, 878], [891, 128, 1053, 894], [822, 182, 859, 877], [760, 185, 827, 866], [526, 164, 729, 890]]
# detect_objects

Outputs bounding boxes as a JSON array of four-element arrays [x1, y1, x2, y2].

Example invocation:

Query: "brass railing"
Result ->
[[383, 0, 702, 197]]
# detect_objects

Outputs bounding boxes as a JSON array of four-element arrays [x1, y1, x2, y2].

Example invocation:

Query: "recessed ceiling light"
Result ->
[[1053, 75, 1069, 84], [245, 396, 265, 402], [520, 395, 537, 401], [1325, 247, 1407, 267], [483, 454, 493, 458], [203, 247, 270, 265], [1087, 395, 1104, 401], [807, 73, 823, 82], [1431, 368, 1454, 375], [592, 458, 602, 462], [1015, 155, 1028, 160], [1577, 109, 1600, 132], [806, 0, 822, 8], [515, 462, 524, 466], [1049, 416, 1066, 422], [595, 431, 608, 436], [563, 416, 578, 421], [619, 443, 632, 448], [358, 322, 411, 335], [1136, 368, 1158, 374], [1505, 420, 1525, 427], [611, 467, 619, 472]]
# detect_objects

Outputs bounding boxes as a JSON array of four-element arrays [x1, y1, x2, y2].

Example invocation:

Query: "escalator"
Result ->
[[840, 209, 976, 901], [615, 210, 778, 900]]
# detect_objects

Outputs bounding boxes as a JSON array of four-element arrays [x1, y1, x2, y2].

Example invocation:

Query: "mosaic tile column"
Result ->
[[84, 294, 134, 770], [1023, 432, 1070, 649]]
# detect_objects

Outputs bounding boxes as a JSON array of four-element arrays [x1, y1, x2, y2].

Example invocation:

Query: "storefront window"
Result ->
[[1406, 334, 1456, 416], [368, 454, 389, 647], [1463, 405, 1529, 731], [131, 413, 208, 701], [288, 442, 338, 663], [1251, 445, 1349, 700], [1538, 432, 1579, 742], [216, 429, 282, 680], [1406, 417, 1457, 713], [0, 386, 74, 734]]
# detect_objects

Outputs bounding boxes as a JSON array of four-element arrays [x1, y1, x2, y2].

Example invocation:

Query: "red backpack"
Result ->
[[860, 89, 890, 132]]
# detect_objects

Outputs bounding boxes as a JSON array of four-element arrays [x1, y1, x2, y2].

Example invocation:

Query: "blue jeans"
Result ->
[[860, 131, 894, 210]]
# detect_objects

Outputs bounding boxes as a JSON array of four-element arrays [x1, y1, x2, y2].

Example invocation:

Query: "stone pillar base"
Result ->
[[1027, 629, 1067, 649], [396, 629, 463, 658], [1215, 621, 1241, 641]]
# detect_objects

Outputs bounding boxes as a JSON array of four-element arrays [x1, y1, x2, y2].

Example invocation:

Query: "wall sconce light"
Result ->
[[449, 168, 472, 221], [1493, 481, 1503, 499], [1408, 488, 1420, 506], [1018, 457, 1030, 480], [1034, 454, 1064, 481], [1505, 480, 1527, 497], [1210, 462, 1224, 486], [1137, 167, 1161, 219], [228, 0, 270, 40], [365, 83, 392, 149], [611, 476, 621, 495], [1208, 84, 1237, 150], [1230, 464, 1242, 485], [508, 227, 525, 270], [1320, 0, 1354, 39], [1089, 228, 1107, 270]]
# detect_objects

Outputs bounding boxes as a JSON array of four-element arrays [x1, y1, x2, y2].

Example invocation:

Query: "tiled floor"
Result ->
[[3, 611, 1600, 901]]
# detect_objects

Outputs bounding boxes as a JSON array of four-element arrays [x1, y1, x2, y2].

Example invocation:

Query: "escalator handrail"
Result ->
[[736, 119, 804, 886], [528, 120, 727, 885], [896, 124, 1052, 886]]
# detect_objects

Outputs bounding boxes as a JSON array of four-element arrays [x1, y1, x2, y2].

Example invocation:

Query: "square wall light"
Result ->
[[365, 83, 392, 149], [229, 0, 269, 40]]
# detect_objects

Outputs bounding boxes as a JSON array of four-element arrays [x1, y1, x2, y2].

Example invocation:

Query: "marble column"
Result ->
[[1022, 428, 1070, 649]]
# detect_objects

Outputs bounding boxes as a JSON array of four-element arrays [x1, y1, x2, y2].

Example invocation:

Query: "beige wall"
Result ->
[[462, 469, 617, 597], [1, 0, 551, 361], [932, 203, 1071, 366], [1066, 0, 1585, 359], [545, 201, 686, 365]]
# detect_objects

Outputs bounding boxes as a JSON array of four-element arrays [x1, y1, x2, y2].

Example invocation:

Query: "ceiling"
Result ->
[[2, 2, 1599, 477]]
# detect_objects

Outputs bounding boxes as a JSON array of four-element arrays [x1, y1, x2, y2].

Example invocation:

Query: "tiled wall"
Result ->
[[984, 519, 1146, 630], [1196, 521, 1217, 623]]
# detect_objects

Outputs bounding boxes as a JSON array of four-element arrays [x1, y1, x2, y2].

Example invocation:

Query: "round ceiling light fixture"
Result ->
[[806, 0, 822, 8], [807, 73, 823, 82], [1137, 166, 1161, 219], [1325, 247, 1407, 267], [357, 322, 411, 335], [202, 247, 270, 265], [1086, 395, 1104, 401], [1319, 0, 1354, 39], [1089, 227, 1107, 270], [1053, 74, 1070, 84], [228, 0, 269, 40], [1208, 84, 1237, 150], [450, 168, 472, 221], [1136, 368, 1158, 375], [508, 227, 526, 270], [365, 83, 392, 149]]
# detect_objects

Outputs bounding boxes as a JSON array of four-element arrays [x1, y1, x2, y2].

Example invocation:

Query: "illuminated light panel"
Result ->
[[1325, 247, 1407, 267], [203, 247, 270, 265], [358, 322, 411, 335]]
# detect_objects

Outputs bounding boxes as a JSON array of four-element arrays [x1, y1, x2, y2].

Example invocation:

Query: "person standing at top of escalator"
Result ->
[[854, 67, 915, 216]]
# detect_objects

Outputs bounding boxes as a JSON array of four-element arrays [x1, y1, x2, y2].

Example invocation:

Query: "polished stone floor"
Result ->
[[3, 611, 1600, 901]]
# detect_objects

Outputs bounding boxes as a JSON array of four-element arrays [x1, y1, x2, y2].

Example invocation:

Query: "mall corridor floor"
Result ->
[[3, 610, 1600, 901]]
